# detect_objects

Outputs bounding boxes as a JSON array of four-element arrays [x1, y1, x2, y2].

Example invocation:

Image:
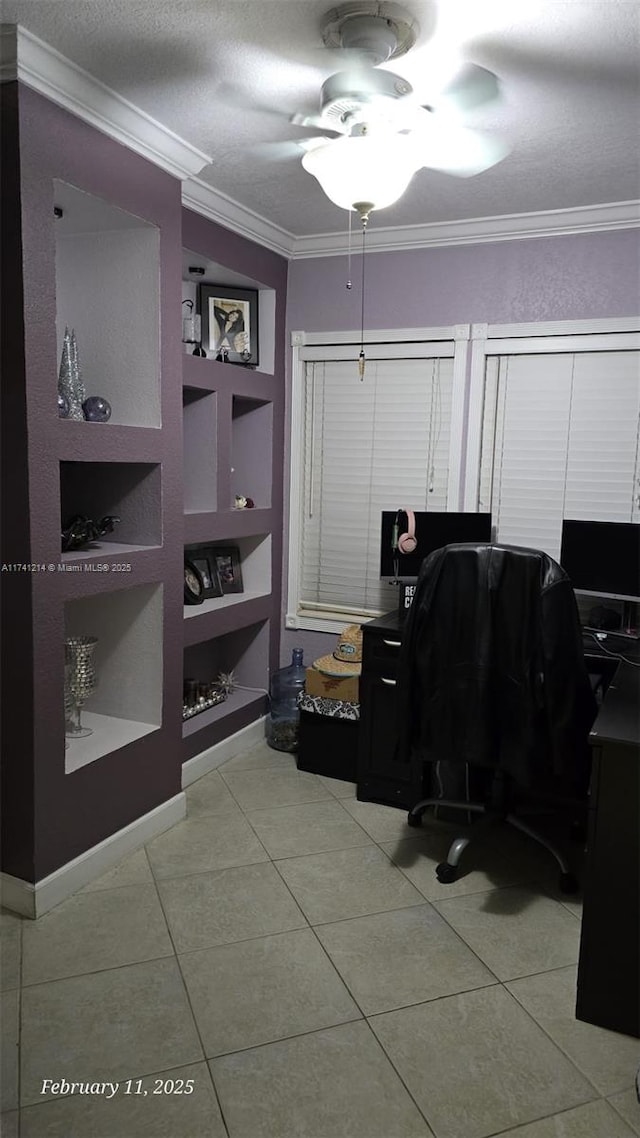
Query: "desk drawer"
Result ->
[[363, 630, 402, 676]]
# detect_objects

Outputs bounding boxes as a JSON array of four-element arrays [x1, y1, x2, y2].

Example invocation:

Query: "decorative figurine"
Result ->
[[58, 392, 70, 419], [61, 514, 120, 553], [82, 396, 112, 422]]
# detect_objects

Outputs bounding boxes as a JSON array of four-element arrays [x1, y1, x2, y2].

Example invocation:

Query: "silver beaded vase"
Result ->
[[64, 635, 98, 738], [58, 326, 85, 421]]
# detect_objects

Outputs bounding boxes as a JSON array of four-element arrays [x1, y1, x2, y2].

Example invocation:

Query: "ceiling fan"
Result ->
[[287, 3, 510, 218]]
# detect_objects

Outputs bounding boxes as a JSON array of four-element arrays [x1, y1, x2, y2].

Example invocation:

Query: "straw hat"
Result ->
[[313, 625, 363, 677]]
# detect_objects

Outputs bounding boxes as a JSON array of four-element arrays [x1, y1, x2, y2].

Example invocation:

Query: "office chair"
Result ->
[[396, 542, 598, 894]]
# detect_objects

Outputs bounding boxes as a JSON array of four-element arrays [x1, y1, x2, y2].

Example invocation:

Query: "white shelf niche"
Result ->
[[182, 254, 276, 374], [64, 583, 163, 772], [182, 620, 269, 737], [231, 396, 273, 509], [60, 461, 162, 552], [184, 389, 217, 513], [55, 180, 161, 427], [184, 534, 271, 619]]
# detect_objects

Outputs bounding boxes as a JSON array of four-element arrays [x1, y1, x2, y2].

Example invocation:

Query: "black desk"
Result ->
[[577, 649, 639, 1038], [358, 612, 640, 1038]]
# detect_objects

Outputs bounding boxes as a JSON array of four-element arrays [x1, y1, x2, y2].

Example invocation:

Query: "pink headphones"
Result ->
[[396, 508, 417, 554]]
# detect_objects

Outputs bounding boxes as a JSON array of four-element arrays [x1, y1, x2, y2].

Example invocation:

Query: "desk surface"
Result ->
[[588, 657, 640, 747], [365, 611, 640, 749]]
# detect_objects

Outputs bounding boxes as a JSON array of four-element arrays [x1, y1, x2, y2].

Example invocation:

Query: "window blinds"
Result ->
[[479, 350, 640, 560], [300, 355, 454, 617]]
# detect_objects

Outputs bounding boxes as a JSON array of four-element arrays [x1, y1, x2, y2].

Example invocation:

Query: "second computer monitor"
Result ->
[[380, 511, 493, 579], [560, 519, 640, 602]]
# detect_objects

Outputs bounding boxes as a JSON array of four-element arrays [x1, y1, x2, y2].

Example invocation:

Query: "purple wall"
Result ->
[[288, 230, 640, 332], [1, 83, 186, 881], [282, 228, 640, 664]]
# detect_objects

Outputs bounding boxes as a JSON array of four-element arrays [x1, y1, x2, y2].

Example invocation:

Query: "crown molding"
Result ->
[[182, 176, 295, 260], [0, 24, 211, 181], [3, 24, 638, 261], [291, 200, 640, 259]]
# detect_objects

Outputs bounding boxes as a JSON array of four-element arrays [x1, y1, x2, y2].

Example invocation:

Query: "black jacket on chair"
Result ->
[[395, 543, 597, 794]]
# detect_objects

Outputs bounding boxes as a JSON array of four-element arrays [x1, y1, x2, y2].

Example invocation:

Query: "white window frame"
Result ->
[[287, 324, 470, 632], [464, 317, 640, 512]]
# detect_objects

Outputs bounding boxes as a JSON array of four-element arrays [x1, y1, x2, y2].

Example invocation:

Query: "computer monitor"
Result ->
[[560, 519, 640, 602], [380, 511, 493, 580]]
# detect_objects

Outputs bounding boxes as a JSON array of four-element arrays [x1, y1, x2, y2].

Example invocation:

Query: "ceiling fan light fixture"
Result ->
[[301, 131, 419, 215]]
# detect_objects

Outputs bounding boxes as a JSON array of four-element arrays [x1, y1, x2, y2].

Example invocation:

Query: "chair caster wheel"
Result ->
[[436, 862, 458, 884], [559, 872, 579, 894], [407, 812, 423, 828]]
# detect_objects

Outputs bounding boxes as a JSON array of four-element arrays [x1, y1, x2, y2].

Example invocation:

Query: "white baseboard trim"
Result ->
[[182, 716, 266, 787], [0, 792, 186, 919]]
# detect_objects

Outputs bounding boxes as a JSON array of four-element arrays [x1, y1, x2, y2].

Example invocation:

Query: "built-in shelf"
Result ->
[[231, 396, 273, 509], [184, 388, 217, 513], [55, 181, 160, 427], [183, 593, 272, 647], [182, 620, 269, 739], [66, 713, 159, 773], [64, 583, 163, 772], [184, 588, 271, 620], [182, 252, 276, 376], [61, 541, 160, 563], [53, 422, 163, 464], [184, 508, 273, 546], [60, 461, 162, 551], [182, 690, 263, 738], [184, 534, 271, 616]]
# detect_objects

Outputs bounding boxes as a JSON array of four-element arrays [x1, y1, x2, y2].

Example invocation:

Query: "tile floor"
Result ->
[[1, 739, 639, 1138]]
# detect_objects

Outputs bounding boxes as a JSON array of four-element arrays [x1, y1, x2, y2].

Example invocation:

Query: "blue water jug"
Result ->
[[266, 648, 306, 752]]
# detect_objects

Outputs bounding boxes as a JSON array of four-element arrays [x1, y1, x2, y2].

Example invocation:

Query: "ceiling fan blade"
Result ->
[[251, 136, 331, 163], [412, 123, 510, 177], [431, 63, 501, 114], [290, 113, 347, 137]]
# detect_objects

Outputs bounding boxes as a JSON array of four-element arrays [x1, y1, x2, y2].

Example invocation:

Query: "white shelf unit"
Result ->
[[182, 252, 276, 375], [60, 461, 162, 551], [231, 396, 273, 509], [54, 180, 161, 427], [64, 583, 163, 772], [184, 533, 272, 621], [182, 620, 269, 739], [183, 388, 217, 513]]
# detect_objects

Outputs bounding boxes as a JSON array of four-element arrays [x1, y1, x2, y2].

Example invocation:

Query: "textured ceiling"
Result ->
[[4, 0, 640, 236]]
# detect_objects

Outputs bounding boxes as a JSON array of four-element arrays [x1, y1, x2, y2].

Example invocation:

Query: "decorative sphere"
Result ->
[[58, 392, 70, 418], [82, 396, 112, 423]]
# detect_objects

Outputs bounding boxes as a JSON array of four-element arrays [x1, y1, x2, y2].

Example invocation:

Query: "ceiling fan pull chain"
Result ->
[[358, 219, 367, 380], [346, 208, 352, 290]]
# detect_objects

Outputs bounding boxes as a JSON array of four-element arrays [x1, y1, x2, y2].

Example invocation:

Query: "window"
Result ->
[[288, 333, 467, 629], [289, 320, 640, 633], [470, 334, 640, 560]]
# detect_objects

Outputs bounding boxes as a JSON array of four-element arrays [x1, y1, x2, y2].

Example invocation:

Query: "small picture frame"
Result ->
[[198, 284, 259, 367], [184, 560, 205, 605], [191, 555, 223, 600], [213, 546, 243, 594], [184, 548, 224, 601]]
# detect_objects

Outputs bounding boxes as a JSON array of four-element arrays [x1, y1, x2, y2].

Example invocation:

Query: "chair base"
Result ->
[[407, 796, 580, 894]]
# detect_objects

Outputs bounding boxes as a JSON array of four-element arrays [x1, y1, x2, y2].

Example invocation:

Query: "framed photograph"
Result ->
[[199, 284, 259, 367], [184, 548, 224, 601], [192, 555, 223, 600], [184, 560, 205, 605], [213, 546, 243, 594]]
